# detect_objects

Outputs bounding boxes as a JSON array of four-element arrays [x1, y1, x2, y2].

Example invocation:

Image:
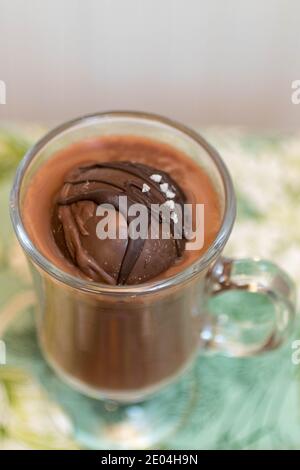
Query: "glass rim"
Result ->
[[9, 111, 236, 296]]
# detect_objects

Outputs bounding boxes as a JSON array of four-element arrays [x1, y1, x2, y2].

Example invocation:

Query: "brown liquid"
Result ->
[[23, 135, 221, 281], [22, 135, 222, 398]]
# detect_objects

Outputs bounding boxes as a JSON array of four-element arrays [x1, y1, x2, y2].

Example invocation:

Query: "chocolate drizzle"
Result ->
[[52, 161, 187, 285]]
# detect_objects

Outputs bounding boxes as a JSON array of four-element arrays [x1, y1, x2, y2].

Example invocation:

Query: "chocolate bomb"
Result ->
[[52, 162, 187, 285]]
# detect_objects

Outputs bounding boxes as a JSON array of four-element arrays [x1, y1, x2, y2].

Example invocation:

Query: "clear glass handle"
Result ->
[[201, 257, 297, 356]]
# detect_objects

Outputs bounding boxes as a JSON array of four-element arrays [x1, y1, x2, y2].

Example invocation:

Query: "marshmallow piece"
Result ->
[[142, 183, 150, 193], [166, 190, 176, 199], [160, 183, 169, 193], [150, 174, 162, 183], [164, 200, 175, 210]]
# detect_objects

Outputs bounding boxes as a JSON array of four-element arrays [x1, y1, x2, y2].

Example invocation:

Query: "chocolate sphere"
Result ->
[[52, 161, 186, 285]]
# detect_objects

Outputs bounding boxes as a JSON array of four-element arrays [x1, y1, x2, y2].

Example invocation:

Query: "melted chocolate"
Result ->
[[52, 162, 187, 285]]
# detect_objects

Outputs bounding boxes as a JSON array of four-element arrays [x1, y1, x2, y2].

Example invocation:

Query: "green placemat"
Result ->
[[0, 126, 299, 449]]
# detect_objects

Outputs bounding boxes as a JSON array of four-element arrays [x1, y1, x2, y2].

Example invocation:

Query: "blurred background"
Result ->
[[0, 0, 300, 451], [1, 0, 300, 129]]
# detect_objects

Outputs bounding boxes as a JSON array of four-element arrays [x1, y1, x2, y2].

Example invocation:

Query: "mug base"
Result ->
[[40, 351, 199, 449]]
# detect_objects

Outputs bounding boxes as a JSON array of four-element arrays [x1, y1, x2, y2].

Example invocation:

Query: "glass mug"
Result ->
[[10, 112, 296, 404]]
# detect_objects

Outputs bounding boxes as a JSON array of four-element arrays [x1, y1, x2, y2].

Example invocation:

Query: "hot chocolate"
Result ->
[[12, 114, 295, 407], [21, 133, 222, 398]]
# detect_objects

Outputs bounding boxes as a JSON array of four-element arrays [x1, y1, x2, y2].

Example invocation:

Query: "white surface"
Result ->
[[0, 0, 300, 129]]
